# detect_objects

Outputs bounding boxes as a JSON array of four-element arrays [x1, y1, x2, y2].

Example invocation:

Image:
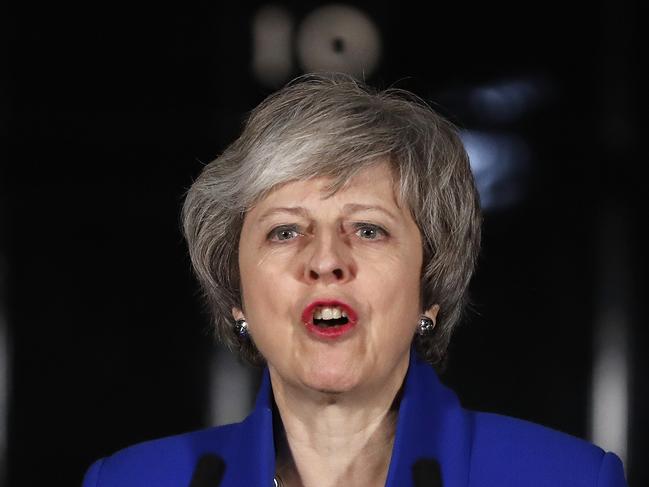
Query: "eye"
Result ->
[[268, 225, 301, 242], [353, 223, 388, 240]]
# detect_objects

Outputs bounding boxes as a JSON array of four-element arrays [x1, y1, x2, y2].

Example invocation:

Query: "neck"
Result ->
[[270, 362, 407, 487]]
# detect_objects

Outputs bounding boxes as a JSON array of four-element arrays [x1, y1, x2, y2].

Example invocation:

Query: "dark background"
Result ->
[[2, 1, 645, 485]]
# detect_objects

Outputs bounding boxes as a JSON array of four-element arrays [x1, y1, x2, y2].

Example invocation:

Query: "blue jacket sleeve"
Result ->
[[597, 452, 627, 487], [82, 458, 105, 487]]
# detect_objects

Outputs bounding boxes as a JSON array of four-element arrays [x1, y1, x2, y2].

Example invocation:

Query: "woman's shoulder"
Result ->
[[81, 421, 244, 487], [468, 410, 626, 486]]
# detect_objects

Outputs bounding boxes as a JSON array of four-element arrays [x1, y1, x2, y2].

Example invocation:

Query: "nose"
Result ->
[[304, 231, 355, 284]]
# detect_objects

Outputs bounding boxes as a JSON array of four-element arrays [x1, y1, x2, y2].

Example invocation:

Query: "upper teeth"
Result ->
[[314, 306, 348, 320]]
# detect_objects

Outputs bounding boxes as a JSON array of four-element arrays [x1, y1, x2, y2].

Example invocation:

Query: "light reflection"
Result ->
[[590, 208, 630, 468], [209, 345, 255, 427], [468, 78, 548, 124], [460, 130, 531, 211]]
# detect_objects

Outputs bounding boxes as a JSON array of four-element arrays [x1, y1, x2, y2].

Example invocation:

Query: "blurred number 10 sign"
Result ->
[[252, 4, 382, 87]]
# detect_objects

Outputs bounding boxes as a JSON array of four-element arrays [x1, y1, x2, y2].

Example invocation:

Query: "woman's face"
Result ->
[[236, 162, 436, 396]]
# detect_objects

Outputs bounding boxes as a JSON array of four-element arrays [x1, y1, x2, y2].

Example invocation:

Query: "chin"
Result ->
[[301, 362, 362, 395]]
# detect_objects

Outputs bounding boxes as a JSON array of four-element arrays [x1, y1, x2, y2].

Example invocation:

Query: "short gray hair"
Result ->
[[182, 73, 481, 370]]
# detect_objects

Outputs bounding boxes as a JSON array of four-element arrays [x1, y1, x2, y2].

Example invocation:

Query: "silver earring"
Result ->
[[234, 319, 249, 339], [418, 316, 435, 336]]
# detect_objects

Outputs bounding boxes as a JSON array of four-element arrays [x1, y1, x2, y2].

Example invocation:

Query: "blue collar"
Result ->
[[229, 350, 472, 486]]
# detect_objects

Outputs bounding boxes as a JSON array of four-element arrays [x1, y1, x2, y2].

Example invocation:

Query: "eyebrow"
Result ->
[[258, 204, 398, 223], [258, 206, 311, 223], [342, 203, 398, 222]]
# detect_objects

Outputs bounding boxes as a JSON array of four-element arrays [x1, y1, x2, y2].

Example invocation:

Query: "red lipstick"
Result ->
[[301, 300, 358, 339]]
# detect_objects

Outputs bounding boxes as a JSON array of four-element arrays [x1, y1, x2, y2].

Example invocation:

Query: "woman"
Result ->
[[83, 73, 627, 486]]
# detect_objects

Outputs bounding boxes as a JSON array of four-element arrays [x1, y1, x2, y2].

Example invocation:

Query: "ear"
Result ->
[[423, 304, 440, 325], [232, 307, 245, 321]]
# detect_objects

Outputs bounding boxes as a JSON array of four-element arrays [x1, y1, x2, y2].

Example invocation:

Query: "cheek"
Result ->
[[238, 247, 297, 329], [239, 231, 275, 298], [377, 243, 422, 291], [240, 260, 275, 313], [368, 249, 422, 328], [382, 272, 421, 318]]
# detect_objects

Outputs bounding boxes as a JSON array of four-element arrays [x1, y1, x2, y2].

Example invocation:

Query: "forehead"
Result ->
[[250, 162, 404, 214]]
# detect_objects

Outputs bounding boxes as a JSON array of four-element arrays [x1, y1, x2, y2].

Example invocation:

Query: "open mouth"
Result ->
[[313, 306, 350, 327], [301, 300, 358, 338]]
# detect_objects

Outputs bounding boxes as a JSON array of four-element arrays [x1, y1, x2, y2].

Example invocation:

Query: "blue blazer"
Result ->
[[83, 352, 627, 486]]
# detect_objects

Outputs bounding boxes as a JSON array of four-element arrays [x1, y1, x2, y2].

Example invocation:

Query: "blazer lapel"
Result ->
[[385, 351, 473, 487]]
